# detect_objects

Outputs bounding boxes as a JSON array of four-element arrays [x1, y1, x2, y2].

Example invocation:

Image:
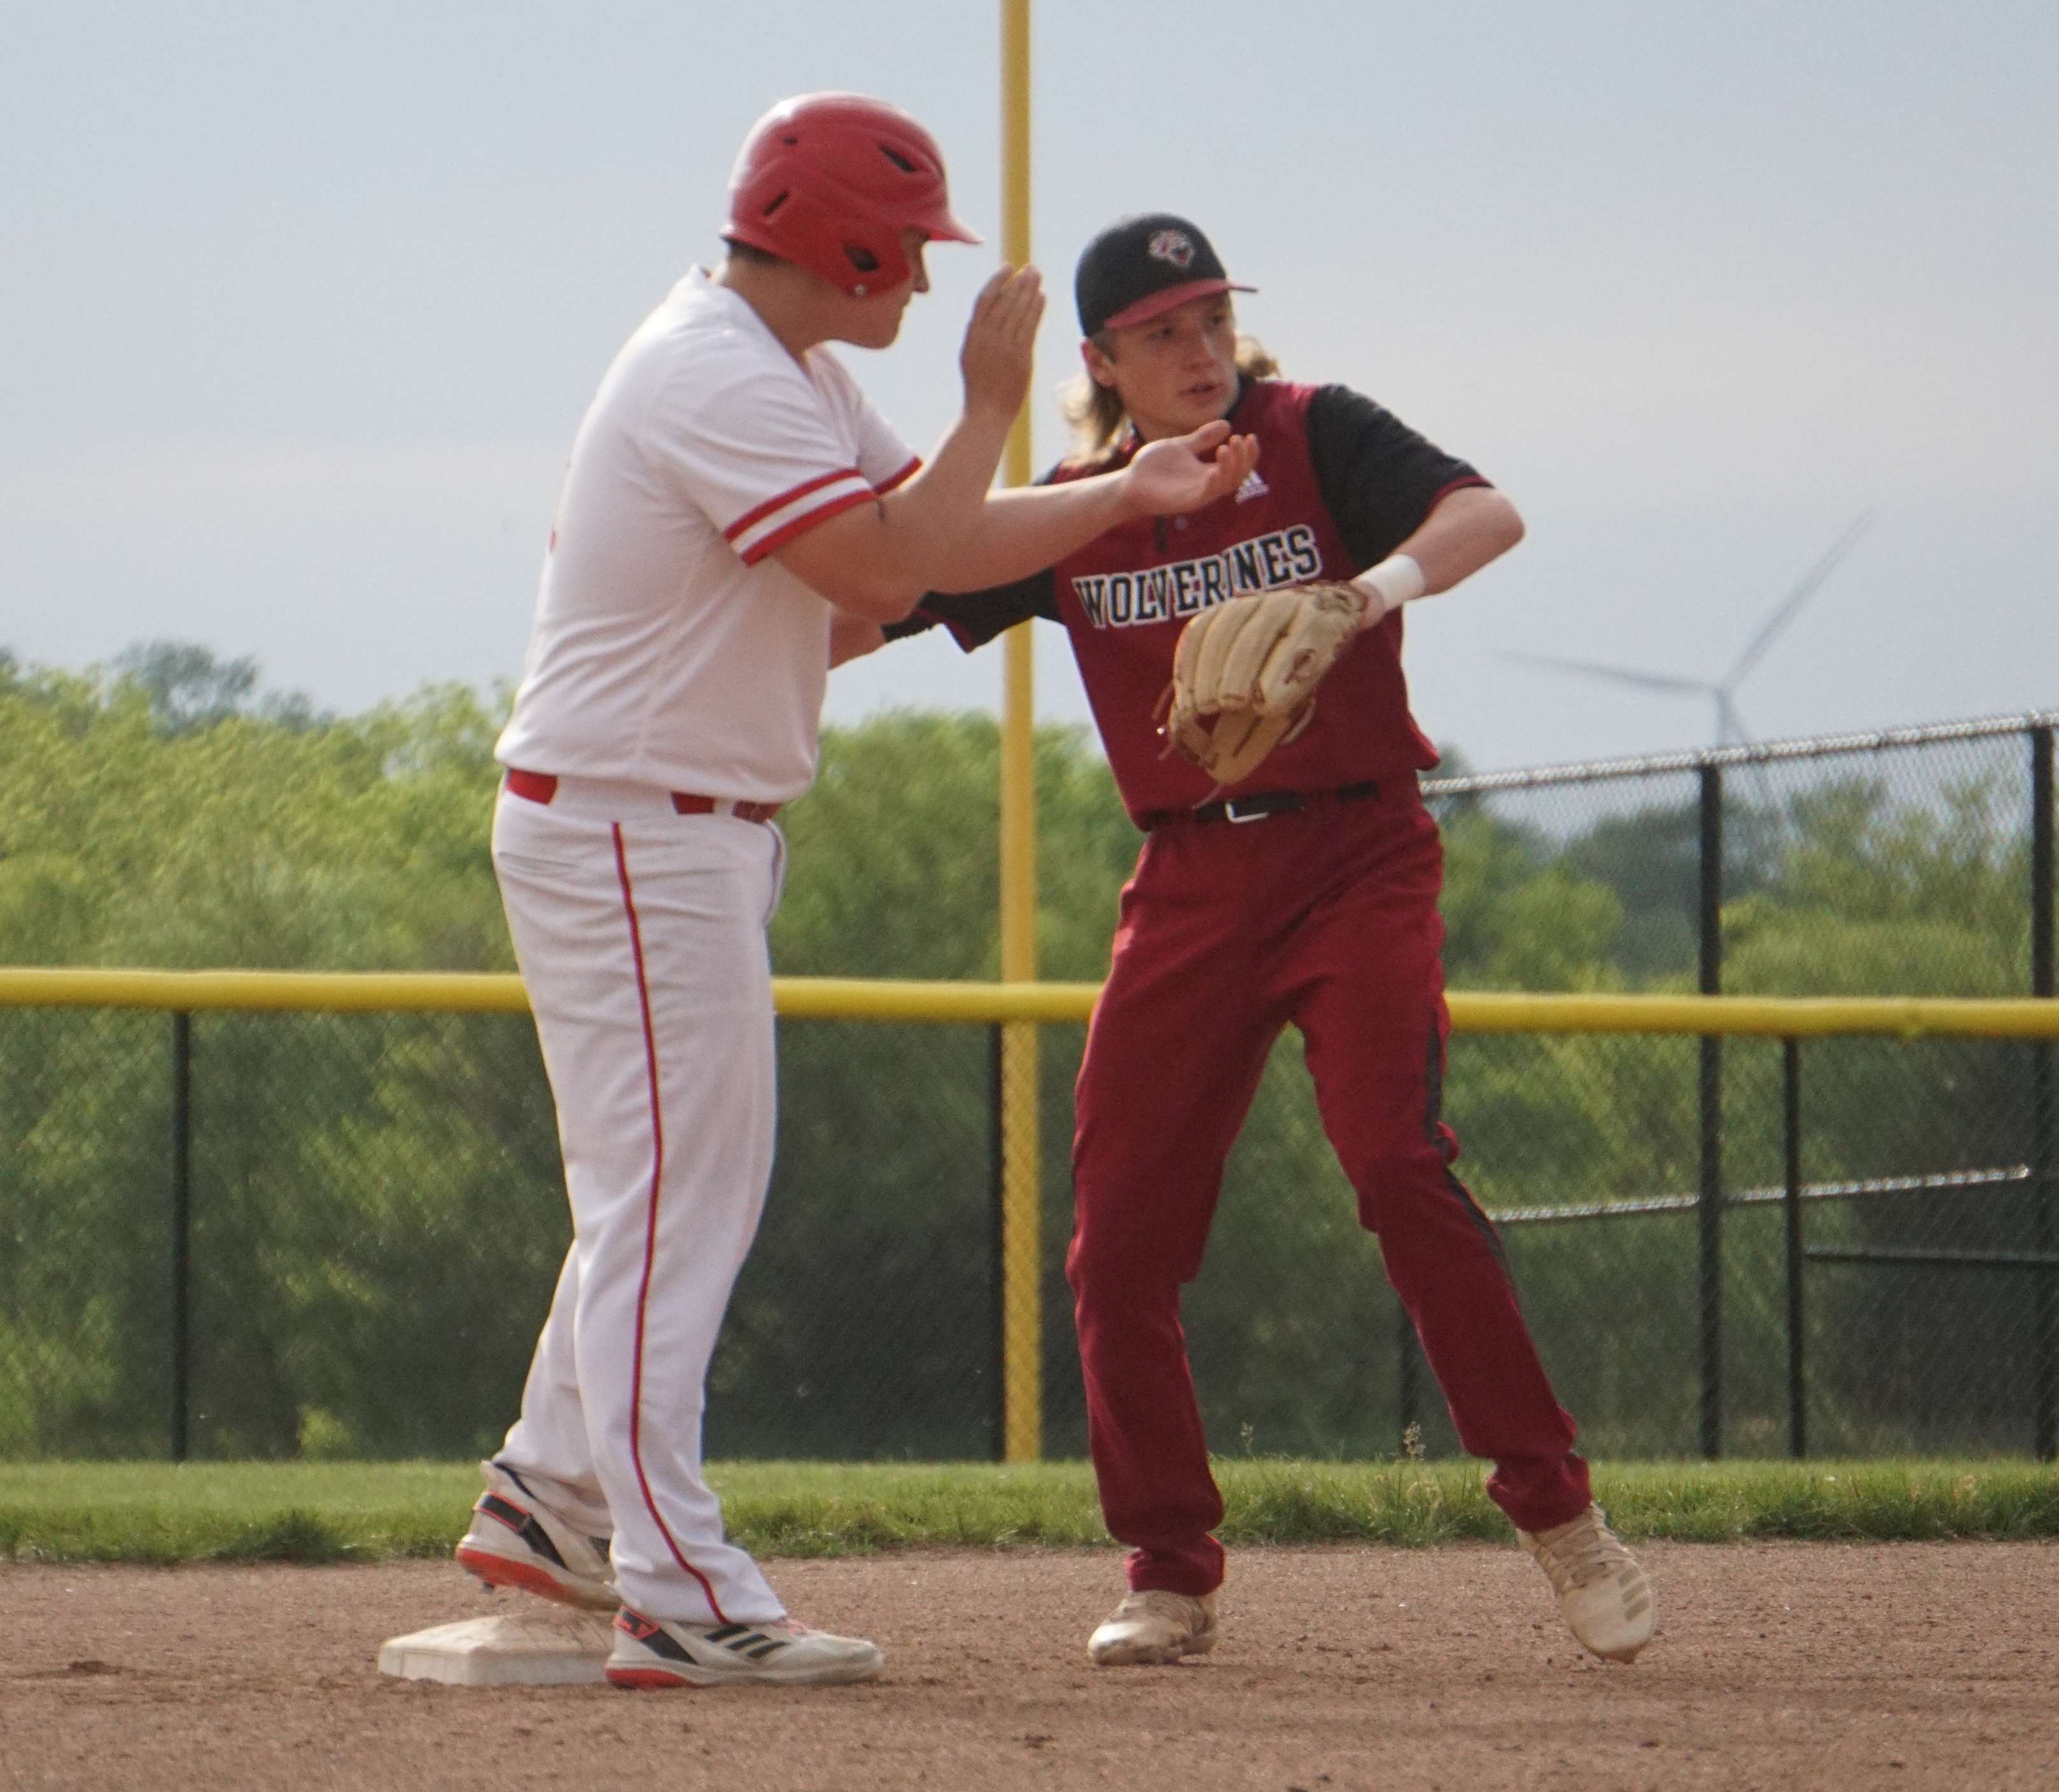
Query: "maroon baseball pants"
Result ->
[[1067, 785, 1591, 1597]]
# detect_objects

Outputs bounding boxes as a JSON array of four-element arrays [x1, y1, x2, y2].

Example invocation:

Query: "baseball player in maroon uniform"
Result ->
[[863, 213, 1655, 1668]]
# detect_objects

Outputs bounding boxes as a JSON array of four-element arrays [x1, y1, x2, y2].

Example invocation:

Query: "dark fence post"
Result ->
[[170, 1010, 193, 1464], [988, 1022, 1008, 1464], [2032, 726, 2055, 1461], [1783, 1038, 1806, 1459], [1698, 762, 1724, 1458]]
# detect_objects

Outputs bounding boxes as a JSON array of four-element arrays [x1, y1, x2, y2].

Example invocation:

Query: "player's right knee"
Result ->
[[1066, 1232, 1193, 1303]]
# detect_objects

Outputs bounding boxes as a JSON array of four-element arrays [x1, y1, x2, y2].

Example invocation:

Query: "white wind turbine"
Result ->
[[1505, 511, 1876, 748]]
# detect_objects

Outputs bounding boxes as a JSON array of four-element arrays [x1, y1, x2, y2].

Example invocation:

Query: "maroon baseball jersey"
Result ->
[[897, 377, 1487, 826]]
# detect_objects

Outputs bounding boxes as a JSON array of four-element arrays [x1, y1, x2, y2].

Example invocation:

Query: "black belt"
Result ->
[[1145, 780, 1383, 830]]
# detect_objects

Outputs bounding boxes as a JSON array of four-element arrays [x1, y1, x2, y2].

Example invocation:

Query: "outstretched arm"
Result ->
[[922, 431, 1259, 594], [776, 267, 1257, 622], [1351, 486, 1525, 627]]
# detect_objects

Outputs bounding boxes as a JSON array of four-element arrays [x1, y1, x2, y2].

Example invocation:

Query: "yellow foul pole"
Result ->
[[998, 0, 1042, 1462]]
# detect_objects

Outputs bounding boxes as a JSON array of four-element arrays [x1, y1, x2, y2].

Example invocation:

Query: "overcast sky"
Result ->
[[4, 1, 2053, 772]]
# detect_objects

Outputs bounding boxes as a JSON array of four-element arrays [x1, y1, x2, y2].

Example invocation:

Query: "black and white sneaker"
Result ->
[[606, 1608, 884, 1688], [454, 1459, 617, 1611]]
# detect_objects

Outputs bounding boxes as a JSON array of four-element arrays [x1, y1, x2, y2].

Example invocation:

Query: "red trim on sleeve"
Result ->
[[874, 456, 921, 496], [738, 485, 878, 566], [1427, 474, 1493, 509], [722, 468, 863, 543], [902, 601, 982, 653]]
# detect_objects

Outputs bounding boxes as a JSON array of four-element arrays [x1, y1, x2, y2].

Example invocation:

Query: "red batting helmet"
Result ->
[[725, 93, 981, 296]]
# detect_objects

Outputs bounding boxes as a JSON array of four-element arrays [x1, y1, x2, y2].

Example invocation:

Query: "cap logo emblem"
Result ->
[[1147, 229, 1195, 270]]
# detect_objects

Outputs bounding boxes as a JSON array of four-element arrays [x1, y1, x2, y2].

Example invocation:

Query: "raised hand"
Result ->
[[959, 265, 1044, 426], [1122, 420, 1260, 517]]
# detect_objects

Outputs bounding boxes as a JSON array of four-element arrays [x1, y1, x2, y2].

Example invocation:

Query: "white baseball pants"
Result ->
[[488, 775, 788, 1625]]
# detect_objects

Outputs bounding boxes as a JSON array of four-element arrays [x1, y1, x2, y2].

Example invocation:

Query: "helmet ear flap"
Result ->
[[734, 182, 911, 295]]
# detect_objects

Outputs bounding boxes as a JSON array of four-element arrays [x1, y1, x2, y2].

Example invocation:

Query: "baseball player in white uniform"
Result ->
[[453, 92, 1259, 1690]]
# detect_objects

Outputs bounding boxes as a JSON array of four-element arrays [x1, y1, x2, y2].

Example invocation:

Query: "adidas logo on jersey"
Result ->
[[1234, 470, 1270, 504]]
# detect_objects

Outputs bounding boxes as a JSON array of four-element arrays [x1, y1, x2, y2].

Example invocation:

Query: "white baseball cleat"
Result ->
[[1518, 1503, 1655, 1662], [606, 1609, 884, 1688], [1087, 1588, 1220, 1666], [454, 1459, 618, 1611]]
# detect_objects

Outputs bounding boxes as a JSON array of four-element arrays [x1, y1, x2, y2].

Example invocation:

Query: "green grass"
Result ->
[[2, 1459, 2056, 1566]]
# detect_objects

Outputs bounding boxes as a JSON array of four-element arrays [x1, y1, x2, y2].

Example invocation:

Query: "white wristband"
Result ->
[[1352, 555, 1426, 627]]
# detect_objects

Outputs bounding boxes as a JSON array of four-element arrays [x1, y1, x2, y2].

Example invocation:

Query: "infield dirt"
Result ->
[[3, 1541, 2054, 1791]]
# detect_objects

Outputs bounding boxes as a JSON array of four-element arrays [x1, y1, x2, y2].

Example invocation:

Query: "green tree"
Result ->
[[3, 651, 2042, 1461]]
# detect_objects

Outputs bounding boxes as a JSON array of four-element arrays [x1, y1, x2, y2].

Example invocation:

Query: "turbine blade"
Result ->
[[1715, 692, 1756, 747], [1726, 510, 1876, 689], [1500, 650, 1713, 696]]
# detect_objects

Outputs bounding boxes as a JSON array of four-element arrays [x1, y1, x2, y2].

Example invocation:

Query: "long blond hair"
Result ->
[[1059, 333, 1280, 469]]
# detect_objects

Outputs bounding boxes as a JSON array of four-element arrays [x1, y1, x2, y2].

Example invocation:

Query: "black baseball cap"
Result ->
[[1074, 213, 1257, 338]]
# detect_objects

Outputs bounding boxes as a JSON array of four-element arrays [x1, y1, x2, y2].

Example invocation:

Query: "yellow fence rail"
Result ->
[[4, 967, 2055, 1463], [5, 967, 2059, 1040]]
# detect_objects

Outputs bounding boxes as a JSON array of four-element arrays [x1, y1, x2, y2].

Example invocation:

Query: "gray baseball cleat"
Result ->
[[606, 1608, 884, 1688], [454, 1459, 618, 1611], [1087, 1588, 1219, 1665], [1518, 1502, 1655, 1662]]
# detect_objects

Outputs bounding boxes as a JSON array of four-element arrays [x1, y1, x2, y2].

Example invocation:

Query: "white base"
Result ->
[[378, 1609, 617, 1687]]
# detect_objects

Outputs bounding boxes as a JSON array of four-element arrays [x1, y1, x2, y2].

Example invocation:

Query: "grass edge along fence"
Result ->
[[4, 967, 2058, 1466], [6, 1458, 2059, 1566]]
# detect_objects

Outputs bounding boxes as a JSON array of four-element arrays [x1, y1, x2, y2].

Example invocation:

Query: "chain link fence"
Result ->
[[1418, 714, 2056, 1462], [1, 714, 2052, 1463]]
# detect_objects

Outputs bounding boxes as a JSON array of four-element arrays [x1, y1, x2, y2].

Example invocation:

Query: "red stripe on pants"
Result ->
[[1066, 791, 1590, 1597], [611, 823, 730, 1625]]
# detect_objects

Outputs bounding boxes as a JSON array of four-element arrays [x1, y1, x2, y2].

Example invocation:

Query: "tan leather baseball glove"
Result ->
[[1158, 581, 1364, 788]]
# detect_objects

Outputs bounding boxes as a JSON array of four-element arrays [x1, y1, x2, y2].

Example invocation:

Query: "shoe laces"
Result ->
[[1117, 1590, 1204, 1624], [1529, 1510, 1630, 1596]]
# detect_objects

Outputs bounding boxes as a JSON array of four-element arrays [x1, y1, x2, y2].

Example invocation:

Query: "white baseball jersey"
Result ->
[[495, 268, 919, 802]]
